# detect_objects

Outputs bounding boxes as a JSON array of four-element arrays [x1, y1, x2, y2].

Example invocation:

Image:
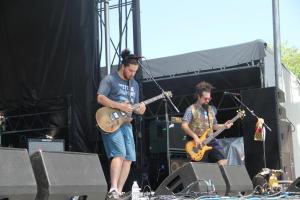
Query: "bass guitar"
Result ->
[[96, 91, 172, 133], [185, 109, 245, 161]]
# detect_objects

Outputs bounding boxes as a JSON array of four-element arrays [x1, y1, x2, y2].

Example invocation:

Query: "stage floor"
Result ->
[[142, 192, 300, 200]]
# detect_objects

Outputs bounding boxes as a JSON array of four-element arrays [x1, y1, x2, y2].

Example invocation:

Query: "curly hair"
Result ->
[[195, 81, 214, 97]]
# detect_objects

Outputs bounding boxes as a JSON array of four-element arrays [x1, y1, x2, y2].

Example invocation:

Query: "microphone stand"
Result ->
[[137, 59, 180, 175], [230, 94, 271, 169]]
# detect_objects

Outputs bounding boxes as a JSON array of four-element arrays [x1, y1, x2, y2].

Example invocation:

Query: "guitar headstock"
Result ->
[[163, 91, 173, 98], [236, 109, 246, 119]]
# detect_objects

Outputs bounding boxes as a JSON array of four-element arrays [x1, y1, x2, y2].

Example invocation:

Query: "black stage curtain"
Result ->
[[0, 0, 100, 152]]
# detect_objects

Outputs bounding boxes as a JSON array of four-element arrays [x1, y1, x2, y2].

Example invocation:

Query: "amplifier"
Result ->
[[149, 120, 187, 153], [28, 138, 65, 155]]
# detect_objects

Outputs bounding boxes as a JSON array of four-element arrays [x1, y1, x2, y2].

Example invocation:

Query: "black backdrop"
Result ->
[[0, 0, 99, 152]]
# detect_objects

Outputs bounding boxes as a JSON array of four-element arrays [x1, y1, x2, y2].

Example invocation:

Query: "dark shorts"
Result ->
[[199, 139, 226, 163]]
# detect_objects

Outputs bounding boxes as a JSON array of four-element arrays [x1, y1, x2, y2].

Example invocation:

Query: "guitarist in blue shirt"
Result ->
[[97, 49, 146, 200], [181, 81, 232, 165]]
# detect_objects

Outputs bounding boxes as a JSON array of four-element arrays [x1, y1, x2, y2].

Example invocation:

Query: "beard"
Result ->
[[202, 104, 209, 110], [123, 71, 133, 80]]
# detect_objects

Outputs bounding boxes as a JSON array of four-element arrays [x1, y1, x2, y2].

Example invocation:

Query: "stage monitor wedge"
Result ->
[[219, 165, 253, 196], [286, 176, 300, 192], [30, 151, 107, 200], [155, 162, 226, 196], [0, 147, 37, 200]]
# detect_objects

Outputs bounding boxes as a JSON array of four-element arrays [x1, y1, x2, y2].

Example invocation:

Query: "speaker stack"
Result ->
[[241, 87, 295, 180]]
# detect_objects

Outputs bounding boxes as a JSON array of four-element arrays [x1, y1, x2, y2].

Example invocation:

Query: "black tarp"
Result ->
[[0, 0, 99, 152], [141, 40, 267, 79]]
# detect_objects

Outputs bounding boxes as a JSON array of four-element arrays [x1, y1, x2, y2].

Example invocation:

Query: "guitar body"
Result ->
[[96, 107, 132, 133], [95, 91, 172, 133], [185, 128, 213, 161]]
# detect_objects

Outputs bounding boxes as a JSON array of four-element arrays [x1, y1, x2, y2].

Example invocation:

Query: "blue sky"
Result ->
[[139, 0, 300, 59], [106, 0, 300, 61]]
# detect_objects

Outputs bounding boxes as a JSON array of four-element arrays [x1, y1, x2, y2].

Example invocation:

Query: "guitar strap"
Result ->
[[127, 80, 132, 104]]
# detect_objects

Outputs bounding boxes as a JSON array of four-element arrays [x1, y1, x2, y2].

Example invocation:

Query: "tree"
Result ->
[[281, 43, 300, 80]]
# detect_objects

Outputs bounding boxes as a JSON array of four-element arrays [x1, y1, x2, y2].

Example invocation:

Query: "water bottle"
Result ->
[[131, 181, 140, 200]]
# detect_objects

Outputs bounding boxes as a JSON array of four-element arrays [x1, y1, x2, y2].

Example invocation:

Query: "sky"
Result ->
[[105, 0, 300, 62]]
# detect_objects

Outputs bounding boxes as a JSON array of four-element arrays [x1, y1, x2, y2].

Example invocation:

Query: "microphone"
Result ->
[[135, 56, 144, 59], [224, 91, 240, 96]]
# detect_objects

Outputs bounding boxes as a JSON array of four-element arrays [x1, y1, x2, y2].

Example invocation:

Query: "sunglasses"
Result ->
[[202, 97, 212, 101]]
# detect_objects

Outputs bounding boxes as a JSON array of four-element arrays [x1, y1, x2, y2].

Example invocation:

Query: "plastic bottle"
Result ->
[[131, 181, 140, 200]]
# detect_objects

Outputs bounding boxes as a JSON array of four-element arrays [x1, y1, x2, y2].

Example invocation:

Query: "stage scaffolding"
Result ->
[[0, 96, 71, 150], [96, 0, 142, 79]]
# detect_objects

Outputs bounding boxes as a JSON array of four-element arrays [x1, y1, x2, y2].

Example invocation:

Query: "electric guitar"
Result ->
[[96, 91, 172, 133], [185, 109, 245, 161]]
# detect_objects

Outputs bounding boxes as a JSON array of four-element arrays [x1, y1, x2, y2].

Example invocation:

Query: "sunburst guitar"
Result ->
[[96, 91, 172, 133], [185, 109, 245, 161]]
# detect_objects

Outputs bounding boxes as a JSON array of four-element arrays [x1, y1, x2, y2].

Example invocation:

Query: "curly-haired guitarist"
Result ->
[[181, 81, 232, 165]]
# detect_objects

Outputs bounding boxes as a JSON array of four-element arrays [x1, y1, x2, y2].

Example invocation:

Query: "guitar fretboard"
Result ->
[[132, 92, 171, 110], [143, 94, 165, 105], [203, 113, 242, 145]]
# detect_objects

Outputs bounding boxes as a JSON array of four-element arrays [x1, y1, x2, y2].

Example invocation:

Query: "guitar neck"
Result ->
[[131, 93, 166, 111], [203, 114, 241, 145], [131, 94, 165, 110], [143, 94, 165, 105]]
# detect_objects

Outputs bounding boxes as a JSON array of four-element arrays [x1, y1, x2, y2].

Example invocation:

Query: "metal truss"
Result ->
[[0, 97, 71, 143], [96, 0, 139, 74]]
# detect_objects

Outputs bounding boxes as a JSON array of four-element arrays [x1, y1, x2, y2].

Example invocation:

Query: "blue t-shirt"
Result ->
[[97, 72, 139, 104]]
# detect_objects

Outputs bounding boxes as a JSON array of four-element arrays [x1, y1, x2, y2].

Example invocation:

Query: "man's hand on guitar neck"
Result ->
[[134, 102, 146, 115], [224, 120, 233, 129], [213, 120, 233, 130]]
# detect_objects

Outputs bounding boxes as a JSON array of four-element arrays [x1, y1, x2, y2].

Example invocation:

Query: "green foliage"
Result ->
[[281, 44, 300, 80]]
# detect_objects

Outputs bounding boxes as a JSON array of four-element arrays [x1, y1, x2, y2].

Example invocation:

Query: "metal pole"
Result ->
[[132, 0, 143, 80], [272, 0, 284, 173], [132, 0, 144, 169], [132, 0, 142, 56], [104, 0, 111, 74], [164, 99, 171, 175], [272, 0, 281, 88]]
